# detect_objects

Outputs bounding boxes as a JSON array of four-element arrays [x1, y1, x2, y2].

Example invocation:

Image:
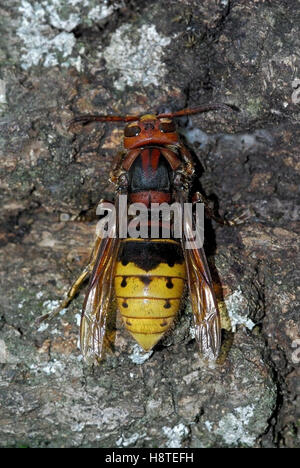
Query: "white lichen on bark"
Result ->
[[16, 0, 120, 70], [100, 23, 172, 90], [162, 423, 189, 448], [224, 287, 255, 332]]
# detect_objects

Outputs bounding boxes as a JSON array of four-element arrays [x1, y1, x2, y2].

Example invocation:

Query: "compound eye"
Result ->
[[159, 120, 175, 133], [124, 125, 141, 137]]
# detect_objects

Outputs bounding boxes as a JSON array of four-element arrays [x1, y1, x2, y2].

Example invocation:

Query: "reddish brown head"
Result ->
[[123, 114, 179, 149], [69, 103, 237, 149]]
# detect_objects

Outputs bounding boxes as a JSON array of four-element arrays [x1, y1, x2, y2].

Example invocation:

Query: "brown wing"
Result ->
[[80, 224, 120, 365], [183, 206, 221, 360]]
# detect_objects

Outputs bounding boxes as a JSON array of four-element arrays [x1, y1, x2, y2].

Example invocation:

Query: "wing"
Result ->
[[183, 205, 221, 360], [80, 217, 120, 365]]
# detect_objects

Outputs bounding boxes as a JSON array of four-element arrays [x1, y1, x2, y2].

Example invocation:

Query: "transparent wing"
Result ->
[[80, 235, 120, 364], [183, 204, 221, 360], [80, 199, 120, 364]]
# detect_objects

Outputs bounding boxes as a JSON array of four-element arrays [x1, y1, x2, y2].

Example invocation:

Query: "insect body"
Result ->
[[41, 104, 233, 364], [112, 117, 188, 350]]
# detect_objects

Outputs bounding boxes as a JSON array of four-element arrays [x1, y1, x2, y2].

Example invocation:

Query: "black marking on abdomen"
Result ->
[[140, 275, 152, 286], [118, 241, 184, 271]]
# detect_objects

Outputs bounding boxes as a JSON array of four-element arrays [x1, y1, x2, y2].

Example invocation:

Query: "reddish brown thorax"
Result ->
[[127, 147, 172, 206], [123, 114, 179, 149]]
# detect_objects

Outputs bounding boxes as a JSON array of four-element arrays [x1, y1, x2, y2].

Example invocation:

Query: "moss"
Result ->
[[246, 98, 264, 117]]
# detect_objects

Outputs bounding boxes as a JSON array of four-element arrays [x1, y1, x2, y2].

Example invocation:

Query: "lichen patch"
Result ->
[[225, 287, 255, 332], [162, 423, 189, 448], [100, 23, 172, 90], [17, 0, 79, 70], [16, 0, 121, 71]]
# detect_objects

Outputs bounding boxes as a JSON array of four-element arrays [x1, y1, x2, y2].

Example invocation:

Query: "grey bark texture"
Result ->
[[0, 0, 299, 448]]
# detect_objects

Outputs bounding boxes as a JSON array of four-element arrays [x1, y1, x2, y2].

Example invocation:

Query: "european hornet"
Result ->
[[39, 103, 236, 364]]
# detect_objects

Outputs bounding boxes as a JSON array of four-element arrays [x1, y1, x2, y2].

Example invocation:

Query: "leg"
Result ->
[[36, 235, 102, 324]]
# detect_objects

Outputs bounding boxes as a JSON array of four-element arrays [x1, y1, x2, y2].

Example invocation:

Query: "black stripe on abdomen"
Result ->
[[117, 240, 184, 272]]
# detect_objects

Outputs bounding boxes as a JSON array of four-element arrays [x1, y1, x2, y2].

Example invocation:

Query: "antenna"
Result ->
[[69, 103, 238, 128], [157, 103, 239, 118]]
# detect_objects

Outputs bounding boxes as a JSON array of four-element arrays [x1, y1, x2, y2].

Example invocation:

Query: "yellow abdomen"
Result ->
[[115, 239, 186, 350]]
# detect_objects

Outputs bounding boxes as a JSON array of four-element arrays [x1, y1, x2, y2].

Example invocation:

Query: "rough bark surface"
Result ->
[[0, 0, 299, 448]]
